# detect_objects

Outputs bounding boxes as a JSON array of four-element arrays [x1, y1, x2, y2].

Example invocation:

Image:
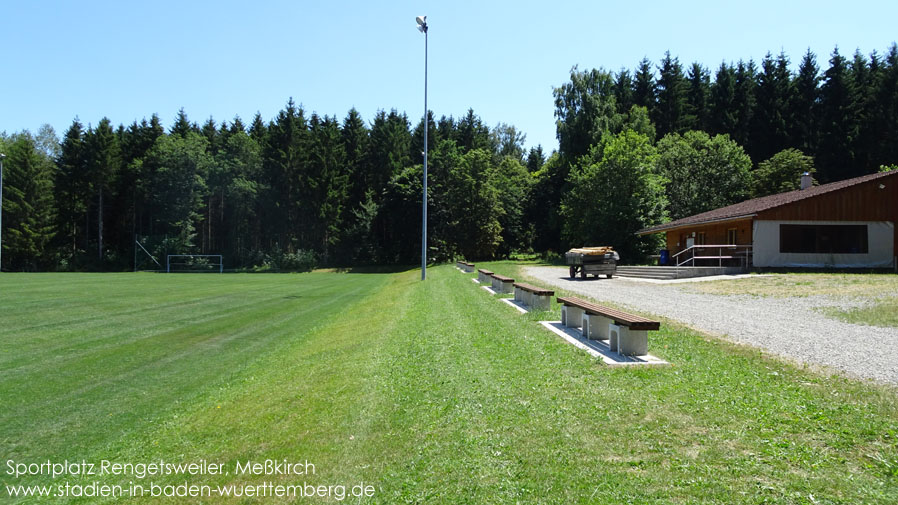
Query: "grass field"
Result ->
[[2, 267, 898, 503]]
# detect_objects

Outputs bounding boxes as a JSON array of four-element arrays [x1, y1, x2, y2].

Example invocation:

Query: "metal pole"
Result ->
[[418, 16, 429, 281], [0, 153, 5, 273]]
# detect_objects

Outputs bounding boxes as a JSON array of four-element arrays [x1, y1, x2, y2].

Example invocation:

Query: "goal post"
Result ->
[[166, 254, 224, 273]]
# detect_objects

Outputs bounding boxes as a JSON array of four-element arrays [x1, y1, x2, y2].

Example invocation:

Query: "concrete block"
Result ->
[[582, 313, 611, 340], [618, 327, 648, 356], [562, 305, 584, 328], [608, 323, 620, 352], [531, 293, 551, 311], [499, 280, 514, 294]]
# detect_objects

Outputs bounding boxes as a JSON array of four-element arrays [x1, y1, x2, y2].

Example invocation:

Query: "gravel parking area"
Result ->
[[524, 266, 898, 386]]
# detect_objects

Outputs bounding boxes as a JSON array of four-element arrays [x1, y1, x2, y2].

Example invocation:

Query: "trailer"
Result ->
[[565, 246, 619, 279]]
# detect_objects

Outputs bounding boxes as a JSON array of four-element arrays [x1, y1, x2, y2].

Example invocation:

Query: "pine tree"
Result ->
[[201, 117, 220, 155], [818, 48, 860, 182], [790, 49, 821, 156], [412, 110, 438, 160], [341, 108, 370, 206], [306, 114, 348, 261], [686, 62, 710, 132], [613, 69, 635, 113], [873, 44, 898, 167], [732, 60, 757, 148], [751, 52, 792, 163], [366, 109, 411, 199], [84, 118, 120, 261], [709, 62, 737, 135], [2, 133, 55, 270], [456, 109, 493, 153], [526, 145, 545, 173], [54, 119, 88, 261], [654, 52, 691, 136], [263, 98, 308, 249], [633, 58, 656, 116], [170, 108, 196, 137], [851, 49, 879, 173], [249, 112, 267, 143]]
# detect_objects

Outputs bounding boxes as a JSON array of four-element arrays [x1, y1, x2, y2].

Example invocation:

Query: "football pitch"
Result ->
[[2, 267, 898, 504]]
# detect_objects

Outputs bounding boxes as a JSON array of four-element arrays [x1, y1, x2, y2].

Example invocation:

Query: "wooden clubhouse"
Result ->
[[638, 170, 898, 269]]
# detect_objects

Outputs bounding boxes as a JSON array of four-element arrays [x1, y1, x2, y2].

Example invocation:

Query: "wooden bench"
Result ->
[[477, 268, 493, 284], [513, 282, 554, 310], [557, 296, 660, 356], [490, 274, 515, 294], [457, 261, 475, 272]]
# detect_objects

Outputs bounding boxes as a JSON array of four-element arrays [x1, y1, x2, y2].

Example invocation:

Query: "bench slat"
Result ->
[[492, 274, 514, 282], [478, 269, 493, 275], [557, 296, 660, 331]]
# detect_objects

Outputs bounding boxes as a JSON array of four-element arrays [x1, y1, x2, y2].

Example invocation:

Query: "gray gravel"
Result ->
[[524, 266, 898, 386]]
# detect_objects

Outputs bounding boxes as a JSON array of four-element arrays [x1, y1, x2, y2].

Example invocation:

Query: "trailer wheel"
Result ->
[[569, 266, 576, 279], [580, 269, 587, 279], [606, 273, 613, 279]]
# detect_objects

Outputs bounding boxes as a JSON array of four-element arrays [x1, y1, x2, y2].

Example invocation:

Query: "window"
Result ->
[[779, 224, 868, 254], [727, 228, 737, 245]]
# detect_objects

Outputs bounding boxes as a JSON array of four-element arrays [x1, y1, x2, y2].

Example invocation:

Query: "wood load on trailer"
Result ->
[[565, 246, 620, 279]]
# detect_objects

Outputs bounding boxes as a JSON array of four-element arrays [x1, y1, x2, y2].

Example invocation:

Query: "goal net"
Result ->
[[166, 255, 224, 273]]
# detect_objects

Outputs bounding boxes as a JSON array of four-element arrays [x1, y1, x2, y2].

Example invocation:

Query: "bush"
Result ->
[[277, 250, 318, 272]]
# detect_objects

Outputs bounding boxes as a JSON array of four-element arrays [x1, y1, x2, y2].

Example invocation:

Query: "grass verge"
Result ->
[[689, 272, 898, 299]]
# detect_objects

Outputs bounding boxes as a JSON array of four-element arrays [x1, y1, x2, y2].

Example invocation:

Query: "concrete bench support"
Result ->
[[491, 274, 515, 294], [582, 313, 612, 340], [530, 293, 551, 311], [608, 323, 648, 356], [561, 305, 584, 328]]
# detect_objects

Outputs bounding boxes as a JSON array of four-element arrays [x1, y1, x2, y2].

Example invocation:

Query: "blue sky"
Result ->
[[2, 0, 897, 153]]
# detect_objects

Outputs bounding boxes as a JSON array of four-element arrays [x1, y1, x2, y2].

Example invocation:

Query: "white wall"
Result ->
[[753, 220, 895, 268]]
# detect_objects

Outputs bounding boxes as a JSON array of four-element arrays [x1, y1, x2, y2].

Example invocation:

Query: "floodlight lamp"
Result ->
[[416, 15, 426, 26]]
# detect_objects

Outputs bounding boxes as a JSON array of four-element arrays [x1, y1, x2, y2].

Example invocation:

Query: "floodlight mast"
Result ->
[[417, 15, 428, 281], [0, 153, 5, 273]]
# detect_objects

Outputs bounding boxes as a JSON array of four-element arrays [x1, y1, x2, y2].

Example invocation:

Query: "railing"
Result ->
[[670, 244, 753, 271]]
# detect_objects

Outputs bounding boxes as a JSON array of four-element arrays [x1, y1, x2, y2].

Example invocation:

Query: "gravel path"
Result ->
[[524, 266, 898, 386]]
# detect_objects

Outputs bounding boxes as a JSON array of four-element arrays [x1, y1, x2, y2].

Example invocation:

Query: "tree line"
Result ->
[[536, 44, 898, 258], [1, 45, 896, 271], [0, 103, 535, 271]]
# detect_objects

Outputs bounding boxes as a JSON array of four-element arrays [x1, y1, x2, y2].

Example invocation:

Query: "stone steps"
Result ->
[[615, 266, 746, 280]]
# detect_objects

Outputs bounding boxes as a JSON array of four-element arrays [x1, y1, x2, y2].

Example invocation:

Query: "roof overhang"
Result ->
[[637, 214, 757, 236]]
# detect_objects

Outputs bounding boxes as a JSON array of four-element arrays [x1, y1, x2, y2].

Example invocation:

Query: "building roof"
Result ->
[[638, 170, 898, 235]]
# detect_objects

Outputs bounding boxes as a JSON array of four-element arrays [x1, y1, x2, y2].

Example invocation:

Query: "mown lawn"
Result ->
[[2, 268, 898, 504]]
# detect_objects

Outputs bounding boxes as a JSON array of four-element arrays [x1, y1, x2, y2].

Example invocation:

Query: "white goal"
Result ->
[[166, 254, 224, 273]]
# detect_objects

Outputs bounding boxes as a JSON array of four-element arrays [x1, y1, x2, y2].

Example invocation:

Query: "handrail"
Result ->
[[670, 244, 753, 274]]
